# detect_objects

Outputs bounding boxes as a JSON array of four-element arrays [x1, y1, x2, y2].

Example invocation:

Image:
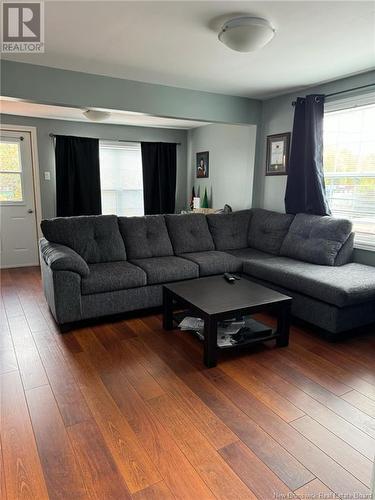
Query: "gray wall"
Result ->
[[253, 69, 375, 266], [187, 124, 257, 211], [1, 114, 187, 219], [1, 61, 262, 125]]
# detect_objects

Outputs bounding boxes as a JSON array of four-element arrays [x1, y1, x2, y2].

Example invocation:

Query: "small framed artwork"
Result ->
[[266, 132, 291, 176], [196, 151, 209, 178]]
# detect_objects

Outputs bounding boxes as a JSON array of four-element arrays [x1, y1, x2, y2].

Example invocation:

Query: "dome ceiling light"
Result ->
[[83, 109, 111, 122], [218, 17, 275, 53]]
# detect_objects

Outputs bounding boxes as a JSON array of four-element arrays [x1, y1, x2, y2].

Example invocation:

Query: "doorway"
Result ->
[[0, 128, 40, 268]]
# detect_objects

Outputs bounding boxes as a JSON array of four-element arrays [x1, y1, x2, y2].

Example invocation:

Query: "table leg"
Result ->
[[163, 287, 174, 330], [276, 302, 291, 347], [204, 316, 218, 368]]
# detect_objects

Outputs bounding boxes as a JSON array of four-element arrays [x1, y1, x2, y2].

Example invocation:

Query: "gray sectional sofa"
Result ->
[[39, 209, 375, 337]]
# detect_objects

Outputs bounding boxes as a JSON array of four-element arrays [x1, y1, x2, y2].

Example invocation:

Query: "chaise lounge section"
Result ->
[[39, 209, 375, 337]]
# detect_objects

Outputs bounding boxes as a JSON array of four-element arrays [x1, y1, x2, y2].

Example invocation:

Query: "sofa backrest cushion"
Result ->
[[280, 213, 353, 266], [248, 209, 295, 255], [207, 210, 252, 251], [118, 215, 174, 259], [165, 213, 215, 254], [41, 215, 126, 264]]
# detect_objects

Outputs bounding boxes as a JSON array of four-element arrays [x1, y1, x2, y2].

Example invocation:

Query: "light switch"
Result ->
[[44, 171, 51, 181]]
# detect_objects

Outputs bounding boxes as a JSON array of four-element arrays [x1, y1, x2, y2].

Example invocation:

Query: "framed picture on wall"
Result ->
[[196, 151, 209, 178], [265, 132, 291, 176]]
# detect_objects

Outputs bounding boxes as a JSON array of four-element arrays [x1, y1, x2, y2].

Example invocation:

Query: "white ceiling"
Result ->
[[3, 1, 375, 99], [0, 99, 208, 129]]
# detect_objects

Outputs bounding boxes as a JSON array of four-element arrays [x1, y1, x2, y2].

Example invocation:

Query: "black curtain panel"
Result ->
[[284, 94, 331, 216], [141, 142, 177, 214], [55, 135, 101, 217]]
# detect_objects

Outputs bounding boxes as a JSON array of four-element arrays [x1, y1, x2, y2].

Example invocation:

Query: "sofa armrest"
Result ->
[[39, 238, 90, 277]]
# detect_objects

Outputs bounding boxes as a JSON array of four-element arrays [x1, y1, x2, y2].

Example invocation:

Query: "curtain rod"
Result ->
[[48, 133, 181, 145], [291, 83, 375, 106]]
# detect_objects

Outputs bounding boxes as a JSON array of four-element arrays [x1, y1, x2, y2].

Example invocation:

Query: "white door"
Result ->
[[0, 130, 39, 268]]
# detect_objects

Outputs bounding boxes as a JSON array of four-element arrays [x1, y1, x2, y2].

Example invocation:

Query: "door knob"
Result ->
[[27, 209, 34, 214]]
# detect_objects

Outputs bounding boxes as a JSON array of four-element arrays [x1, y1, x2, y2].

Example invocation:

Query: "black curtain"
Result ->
[[284, 94, 331, 215], [55, 135, 101, 217], [141, 142, 177, 214]]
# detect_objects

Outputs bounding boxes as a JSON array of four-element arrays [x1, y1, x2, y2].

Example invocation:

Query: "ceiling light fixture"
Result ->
[[83, 109, 111, 122], [218, 17, 275, 52]]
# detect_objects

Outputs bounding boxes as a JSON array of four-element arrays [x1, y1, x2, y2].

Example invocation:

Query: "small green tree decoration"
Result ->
[[201, 187, 209, 208]]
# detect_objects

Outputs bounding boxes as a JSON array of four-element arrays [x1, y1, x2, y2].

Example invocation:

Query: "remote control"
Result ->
[[224, 273, 235, 283]]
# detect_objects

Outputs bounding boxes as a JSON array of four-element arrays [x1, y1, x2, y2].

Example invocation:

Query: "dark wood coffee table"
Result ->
[[163, 276, 292, 368]]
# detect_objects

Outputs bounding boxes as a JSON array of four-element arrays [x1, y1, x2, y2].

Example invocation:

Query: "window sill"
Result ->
[[354, 243, 375, 252]]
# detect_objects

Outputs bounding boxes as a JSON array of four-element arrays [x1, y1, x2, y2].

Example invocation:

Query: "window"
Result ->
[[0, 139, 24, 203], [323, 98, 375, 249], [99, 141, 144, 217]]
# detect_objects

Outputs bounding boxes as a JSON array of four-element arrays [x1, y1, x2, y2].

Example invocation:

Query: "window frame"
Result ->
[[99, 140, 144, 217], [0, 137, 25, 206], [323, 92, 375, 251]]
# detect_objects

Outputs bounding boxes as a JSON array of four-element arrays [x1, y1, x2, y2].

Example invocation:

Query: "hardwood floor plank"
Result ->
[[131, 481, 175, 500], [277, 348, 351, 396], [0, 343, 18, 375], [32, 329, 92, 427], [148, 393, 256, 499], [101, 368, 217, 499], [1, 371, 49, 499], [66, 351, 161, 494], [91, 325, 165, 401], [342, 390, 375, 417], [125, 321, 238, 450], [291, 416, 372, 486], [1, 285, 24, 318], [67, 419, 132, 499], [219, 440, 294, 499], [288, 342, 375, 401], [7, 315, 49, 391], [240, 355, 375, 460], [302, 338, 375, 387], [25, 384, 88, 499], [204, 368, 370, 497], [0, 437, 6, 500], [255, 349, 375, 441], [135, 323, 315, 490], [220, 359, 304, 422], [294, 478, 337, 498]]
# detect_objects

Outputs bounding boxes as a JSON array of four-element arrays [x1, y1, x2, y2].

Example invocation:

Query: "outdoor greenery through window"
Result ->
[[0, 141, 24, 203], [99, 141, 144, 217], [323, 102, 375, 249]]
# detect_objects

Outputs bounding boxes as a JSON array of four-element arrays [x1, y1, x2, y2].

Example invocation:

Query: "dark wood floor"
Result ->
[[1, 267, 374, 499]]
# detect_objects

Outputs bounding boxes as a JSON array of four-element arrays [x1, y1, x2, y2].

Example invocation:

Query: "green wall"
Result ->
[[1, 60, 262, 125]]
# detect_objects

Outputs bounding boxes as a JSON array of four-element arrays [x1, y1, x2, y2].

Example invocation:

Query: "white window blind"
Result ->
[[99, 141, 144, 217], [323, 98, 375, 250]]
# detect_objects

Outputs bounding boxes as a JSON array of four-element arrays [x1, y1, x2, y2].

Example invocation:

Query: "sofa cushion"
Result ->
[[81, 261, 146, 295], [41, 215, 126, 264], [119, 215, 173, 259], [131, 256, 198, 285], [206, 210, 252, 251], [165, 213, 215, 254], [248, 209, 295, 255], [280, 214, 352, 266], [243, 257, 375, 307], [228, 247, 278, 263], [181, 251, 242, 277]]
